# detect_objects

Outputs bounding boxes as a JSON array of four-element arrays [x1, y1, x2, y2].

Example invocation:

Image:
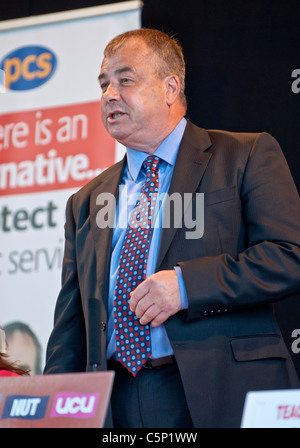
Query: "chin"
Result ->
[[109, 130, 128, 144], [108, 129, 134, 147]]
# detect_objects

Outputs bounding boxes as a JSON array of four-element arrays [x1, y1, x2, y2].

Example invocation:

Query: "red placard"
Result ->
[[0, 101, 116, 195], [0, 371, 114, 428]]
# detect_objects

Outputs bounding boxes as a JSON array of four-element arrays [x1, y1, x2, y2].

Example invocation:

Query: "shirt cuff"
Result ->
[[174, 266, 189, 310]]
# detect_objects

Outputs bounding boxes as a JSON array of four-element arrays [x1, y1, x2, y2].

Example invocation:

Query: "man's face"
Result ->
[[99, 38, 170, 153]]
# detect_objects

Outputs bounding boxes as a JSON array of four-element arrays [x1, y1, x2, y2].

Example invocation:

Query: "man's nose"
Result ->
[[102, 83, 120, 102]]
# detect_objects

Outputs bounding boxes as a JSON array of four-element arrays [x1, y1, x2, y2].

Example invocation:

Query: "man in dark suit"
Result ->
[[44, 29, 300, 428]]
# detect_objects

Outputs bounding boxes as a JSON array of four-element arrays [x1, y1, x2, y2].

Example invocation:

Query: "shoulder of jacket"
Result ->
[[73, 158, 124, 200]]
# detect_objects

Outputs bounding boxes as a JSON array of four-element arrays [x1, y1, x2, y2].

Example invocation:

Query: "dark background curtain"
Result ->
[[1, 0, 300, 375]]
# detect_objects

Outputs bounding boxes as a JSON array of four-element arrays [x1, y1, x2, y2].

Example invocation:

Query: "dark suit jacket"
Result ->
[[44, 120, 300, 428]]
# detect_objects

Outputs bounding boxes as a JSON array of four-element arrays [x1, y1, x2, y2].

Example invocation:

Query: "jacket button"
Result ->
[[100, 321, 106, 331]]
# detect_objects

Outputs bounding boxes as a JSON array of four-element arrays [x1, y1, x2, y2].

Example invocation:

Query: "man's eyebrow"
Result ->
[[98, 66, 135, 81]]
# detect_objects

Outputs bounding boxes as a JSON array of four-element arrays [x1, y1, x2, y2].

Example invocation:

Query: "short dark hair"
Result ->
[[104, 28, 187, 108]]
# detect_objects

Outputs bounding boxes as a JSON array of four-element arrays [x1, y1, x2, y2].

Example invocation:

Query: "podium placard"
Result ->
[[241, 389, 300, 428], [0, 371, 114, 428]]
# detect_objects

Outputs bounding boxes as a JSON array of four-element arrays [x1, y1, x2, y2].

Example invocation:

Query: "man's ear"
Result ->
[[164, 74, 181, 106]]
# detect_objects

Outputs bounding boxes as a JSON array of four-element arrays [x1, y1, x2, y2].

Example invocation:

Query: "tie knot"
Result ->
[[143, 155, 160, 174]]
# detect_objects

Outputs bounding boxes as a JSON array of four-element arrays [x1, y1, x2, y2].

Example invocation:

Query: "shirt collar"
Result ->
[[126, 117, 187, 181]]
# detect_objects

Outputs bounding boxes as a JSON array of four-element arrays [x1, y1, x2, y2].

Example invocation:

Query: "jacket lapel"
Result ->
[[156, 121, 212, 269], [90, 158, 126, 304]]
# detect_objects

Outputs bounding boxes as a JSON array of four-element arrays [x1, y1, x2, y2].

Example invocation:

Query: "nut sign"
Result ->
[[0, 45, 57, 91]]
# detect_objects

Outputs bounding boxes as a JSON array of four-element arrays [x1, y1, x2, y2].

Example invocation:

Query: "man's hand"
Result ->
[[129, 270, 181, 327]]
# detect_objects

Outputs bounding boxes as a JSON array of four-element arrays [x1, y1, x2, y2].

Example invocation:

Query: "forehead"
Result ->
[[100, 39, 154, 76]]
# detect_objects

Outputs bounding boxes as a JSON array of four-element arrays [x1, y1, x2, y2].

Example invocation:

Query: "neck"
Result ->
[[123, 111, 186, 154]]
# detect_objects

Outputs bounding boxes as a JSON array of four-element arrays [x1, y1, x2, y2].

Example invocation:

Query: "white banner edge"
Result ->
[[0, 0, 143, 32]]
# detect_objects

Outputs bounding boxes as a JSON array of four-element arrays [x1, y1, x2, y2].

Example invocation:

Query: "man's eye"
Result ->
[[101, 83, 108, 92], [121, 78, 132, 85]]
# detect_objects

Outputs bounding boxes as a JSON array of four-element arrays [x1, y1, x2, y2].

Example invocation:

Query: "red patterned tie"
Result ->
[[113, 155, 160, 376]]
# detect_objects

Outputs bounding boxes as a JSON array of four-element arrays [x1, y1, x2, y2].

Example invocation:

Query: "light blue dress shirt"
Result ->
[[107, 118, 188, 360]]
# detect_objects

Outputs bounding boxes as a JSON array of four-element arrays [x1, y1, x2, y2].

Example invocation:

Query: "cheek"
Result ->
[[100, 103, 107, 126]]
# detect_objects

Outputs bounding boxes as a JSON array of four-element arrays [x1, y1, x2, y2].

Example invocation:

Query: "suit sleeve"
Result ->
[[44, 194, 87, 374], [179, 132, 300, 320]]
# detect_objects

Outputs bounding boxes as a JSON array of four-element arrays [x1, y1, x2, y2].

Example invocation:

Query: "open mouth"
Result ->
[[108, 111, 125, 121]]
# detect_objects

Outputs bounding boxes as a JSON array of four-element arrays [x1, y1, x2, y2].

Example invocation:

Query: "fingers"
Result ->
[[129, 270, 181, 326], [129, 281, 150, 314], [130, 289, 168, 327], [146, 310, 170, 327]]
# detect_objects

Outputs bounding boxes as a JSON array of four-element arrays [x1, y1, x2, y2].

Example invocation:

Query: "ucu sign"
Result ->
[[50, 392, 100, 419]]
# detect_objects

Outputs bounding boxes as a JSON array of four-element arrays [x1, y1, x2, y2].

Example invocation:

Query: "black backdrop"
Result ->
[[1, 0, 300, 376]]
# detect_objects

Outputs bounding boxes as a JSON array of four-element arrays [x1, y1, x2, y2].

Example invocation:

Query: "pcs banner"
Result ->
[[0, 1, 141, 374]]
